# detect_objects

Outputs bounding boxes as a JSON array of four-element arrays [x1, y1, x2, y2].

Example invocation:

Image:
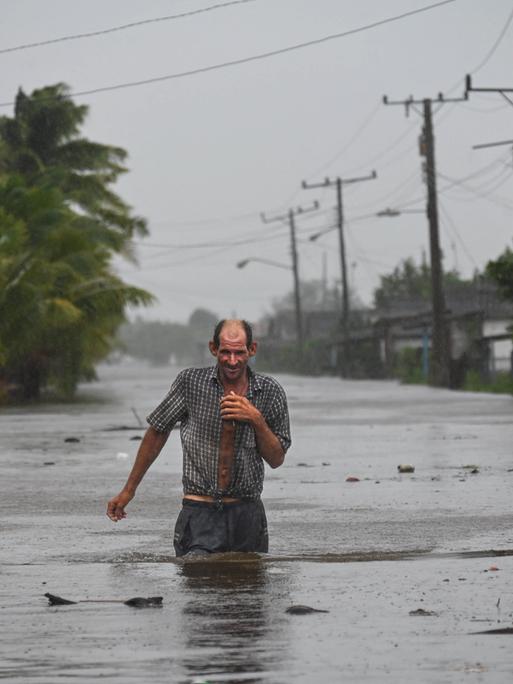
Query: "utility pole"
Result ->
[[383, 91, 466, 387], [261, 201, 319, 353], [466, 75, 513, 153], [302, 171, 376, 376]]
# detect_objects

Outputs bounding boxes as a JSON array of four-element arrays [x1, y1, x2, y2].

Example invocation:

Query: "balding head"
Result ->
[[212, 319, 253, 350]]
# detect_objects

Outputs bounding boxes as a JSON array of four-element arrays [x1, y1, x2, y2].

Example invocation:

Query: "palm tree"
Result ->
[[0, 85, 154, 400]]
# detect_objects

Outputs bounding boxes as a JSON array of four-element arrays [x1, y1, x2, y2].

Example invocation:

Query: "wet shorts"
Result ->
[[173, 498, 269, 557]]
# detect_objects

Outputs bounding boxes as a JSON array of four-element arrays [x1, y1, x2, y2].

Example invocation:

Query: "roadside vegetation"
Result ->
[[0, 84, 153, 402]]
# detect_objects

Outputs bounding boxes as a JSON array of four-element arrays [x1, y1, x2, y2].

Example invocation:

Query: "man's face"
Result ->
[[209, 326, 256, 384]]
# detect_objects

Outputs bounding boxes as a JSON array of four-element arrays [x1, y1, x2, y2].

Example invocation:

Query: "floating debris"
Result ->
[[398, 464, 415, 473], [345, 476, 360, 482], [130, 435, 142, 441], [45, 592, 163, 608], [409, 608, 438, 616], [45, 593, 76, 605], [43, 461, 56, 466], [471, 627, 513, 635], [124, 596, 163, 608], [64, 437, 80, 443], [286, 605, 329, 615]]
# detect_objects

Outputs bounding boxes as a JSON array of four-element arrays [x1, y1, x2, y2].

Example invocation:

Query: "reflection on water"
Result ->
[[177, 556, 289, 683]]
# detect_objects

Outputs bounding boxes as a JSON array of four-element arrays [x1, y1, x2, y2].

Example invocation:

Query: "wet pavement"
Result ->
[[1, 361, 513, 683]]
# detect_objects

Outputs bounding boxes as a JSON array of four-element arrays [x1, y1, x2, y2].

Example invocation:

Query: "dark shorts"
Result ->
[[173, 498, 269, 557]]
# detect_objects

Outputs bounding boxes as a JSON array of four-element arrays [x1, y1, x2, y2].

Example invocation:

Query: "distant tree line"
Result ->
[[118, 308, 219, 366], [0, 84, 153, 401]]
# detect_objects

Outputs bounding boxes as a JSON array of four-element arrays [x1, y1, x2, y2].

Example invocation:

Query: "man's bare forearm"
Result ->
[[252, 415, 285, 469], [122, 426, 169, 494]]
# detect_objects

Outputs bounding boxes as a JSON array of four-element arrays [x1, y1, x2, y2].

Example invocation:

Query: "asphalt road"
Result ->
[[1, 361, 512, 683]]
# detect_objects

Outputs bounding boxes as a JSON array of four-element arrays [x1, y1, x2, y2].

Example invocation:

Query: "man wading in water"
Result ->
[[107, 319, 291, 556]]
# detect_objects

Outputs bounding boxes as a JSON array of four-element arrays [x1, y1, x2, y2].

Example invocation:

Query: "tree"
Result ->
[[486, 248, 513, 301], [0, 85, 153, 400], [373, 257, 470, 310], [0, 83, 147, 247]]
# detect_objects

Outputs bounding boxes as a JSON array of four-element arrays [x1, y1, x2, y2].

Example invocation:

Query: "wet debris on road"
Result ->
[[124, 596, 163, 608], [286, 605, 330, 615], [44, 592, 163, 608], [397, 464, 415, 473], [409, 608, 438, 616]]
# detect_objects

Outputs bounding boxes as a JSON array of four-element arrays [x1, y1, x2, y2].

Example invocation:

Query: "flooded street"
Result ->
[[1, 361, 513, 683]]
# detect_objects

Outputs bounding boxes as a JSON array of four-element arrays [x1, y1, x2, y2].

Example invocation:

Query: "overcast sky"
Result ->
[[2, 0, 513, 323]]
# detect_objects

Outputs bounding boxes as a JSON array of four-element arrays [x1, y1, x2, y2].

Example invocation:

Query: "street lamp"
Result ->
[[236, 258, 291, 271], [376, 207, 425, 217], [236, 256, 304, 348]]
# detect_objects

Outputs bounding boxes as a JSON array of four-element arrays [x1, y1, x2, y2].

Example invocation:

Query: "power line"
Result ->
[[0, 0, 456, 108], [0, 0, 258, 55], [470, 4, 513, 75]]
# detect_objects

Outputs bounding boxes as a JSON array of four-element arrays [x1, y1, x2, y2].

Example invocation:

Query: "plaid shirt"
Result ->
[[146, 366, 291, 500]]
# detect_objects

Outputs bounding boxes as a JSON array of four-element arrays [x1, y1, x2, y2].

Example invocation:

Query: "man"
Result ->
[[107, 319, 291, 556]]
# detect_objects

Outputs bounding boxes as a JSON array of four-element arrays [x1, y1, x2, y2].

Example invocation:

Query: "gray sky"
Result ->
[[2, 0, 513, 323]]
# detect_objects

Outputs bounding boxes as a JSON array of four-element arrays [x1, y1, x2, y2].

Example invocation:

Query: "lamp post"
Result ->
[[236, 258, 291, 271], [377, 205, 446, 384]]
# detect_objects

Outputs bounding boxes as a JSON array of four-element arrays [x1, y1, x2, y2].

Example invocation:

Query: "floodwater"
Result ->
[[1, 361, 513, 683]]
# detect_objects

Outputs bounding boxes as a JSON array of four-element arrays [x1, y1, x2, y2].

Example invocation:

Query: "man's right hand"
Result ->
[[106, 490, 133, 522]]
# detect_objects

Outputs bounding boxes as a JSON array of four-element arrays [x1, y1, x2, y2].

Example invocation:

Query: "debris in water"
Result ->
[[471, 627, 513, 635], [489, 565, 500, 572], [286, 605, 329, 615], [124, 596, 163, 608], [321, 462, 331, 466], [45, 592, 163, 608], [409, 608, 438, 616], [397, 464, 414, 473], [116, 452, 129, 460], [43, 461, 55, 466], [64, 437, 80, 443], [296, 462, 313, 467], [345, 476, 360, 482], [130, 435, 142, 441]]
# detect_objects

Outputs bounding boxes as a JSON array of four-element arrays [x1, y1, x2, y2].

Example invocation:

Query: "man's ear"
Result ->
[[208, 340, 218, 357], [248, 341, 257, 357]]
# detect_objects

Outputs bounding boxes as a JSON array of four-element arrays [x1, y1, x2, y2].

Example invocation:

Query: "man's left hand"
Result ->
[[220, 392, 261, 425]]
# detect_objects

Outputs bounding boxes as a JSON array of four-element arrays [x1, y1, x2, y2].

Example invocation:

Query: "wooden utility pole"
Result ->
[[302, 171, 376, 375], [383, 91, 466, 387], [261, 201, 319, 352]]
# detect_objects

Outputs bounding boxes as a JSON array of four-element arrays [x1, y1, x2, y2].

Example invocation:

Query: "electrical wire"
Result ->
[[437, 199, 478, 269], [0, 0, 457, 108], [0, 0, 258, 55]]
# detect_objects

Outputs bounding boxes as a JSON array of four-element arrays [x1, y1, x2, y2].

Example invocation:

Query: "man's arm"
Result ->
[[106, 426, 169, 522], [220, 393, 285, 468]]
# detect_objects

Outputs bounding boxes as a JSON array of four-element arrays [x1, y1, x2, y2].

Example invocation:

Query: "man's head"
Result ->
[[209, 319, 257, 384]]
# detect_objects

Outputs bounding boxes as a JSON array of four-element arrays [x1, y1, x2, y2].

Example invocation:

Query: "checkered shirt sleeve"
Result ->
[[146, 370, 188, 432]]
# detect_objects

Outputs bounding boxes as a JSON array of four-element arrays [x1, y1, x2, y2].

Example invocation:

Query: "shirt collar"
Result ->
[[210, 365, 262, 395]]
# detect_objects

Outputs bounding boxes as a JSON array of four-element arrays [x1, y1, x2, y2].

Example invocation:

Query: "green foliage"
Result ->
[[0, 85, 153, 400], [374, 257, 468, 309], [486, 248, 513, 301], [393, 347, 427, 385], [463, 370, 513, 395]]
